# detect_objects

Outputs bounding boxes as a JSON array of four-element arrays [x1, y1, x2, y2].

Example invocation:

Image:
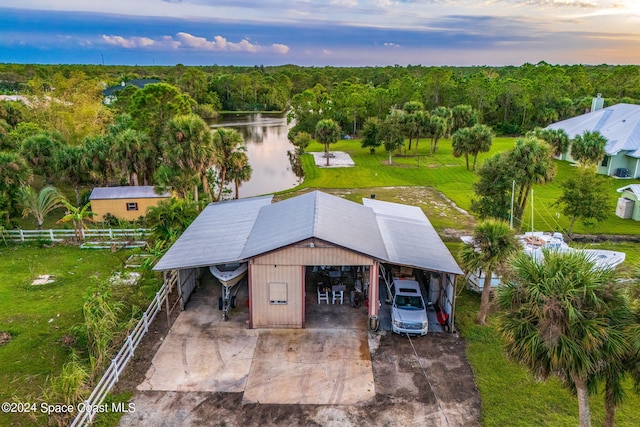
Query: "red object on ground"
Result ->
[[364, 298, 369, 308], [437, 310, 449, 326]]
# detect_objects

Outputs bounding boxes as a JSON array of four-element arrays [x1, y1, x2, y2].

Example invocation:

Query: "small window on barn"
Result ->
[[126, 202, 139, 211], [269, 282, 287, 305], [601, 156, 609, 167]]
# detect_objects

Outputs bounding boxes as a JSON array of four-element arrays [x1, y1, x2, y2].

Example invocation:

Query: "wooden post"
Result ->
[[164, 271, 171, 328]]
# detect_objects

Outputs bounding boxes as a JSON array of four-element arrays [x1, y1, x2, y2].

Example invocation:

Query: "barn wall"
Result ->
[[90, 197, 169, 221], [179, 268, 197, 309], [250, 264, 303, 328], [253, 239, 374, 266]]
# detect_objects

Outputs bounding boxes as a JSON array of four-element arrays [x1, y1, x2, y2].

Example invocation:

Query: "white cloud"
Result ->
[[330, 0, 358, 6], [101, 32, 289, 54], [101, 35, 155, 48], [384, 42, 400, 47], [271, 43, 290, 54]]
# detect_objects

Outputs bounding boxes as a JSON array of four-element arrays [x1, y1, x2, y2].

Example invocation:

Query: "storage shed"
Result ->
[[89, 186, 170, 221], [154, 191, 463, 330], [616, 184, 640, 221]]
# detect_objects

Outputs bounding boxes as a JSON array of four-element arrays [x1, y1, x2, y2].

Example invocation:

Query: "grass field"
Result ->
[[0, 244, 158, 426], [295, 136, 640, 236]]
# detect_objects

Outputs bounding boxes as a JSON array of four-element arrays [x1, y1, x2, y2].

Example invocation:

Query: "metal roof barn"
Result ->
[[154, 191, 462, 330]]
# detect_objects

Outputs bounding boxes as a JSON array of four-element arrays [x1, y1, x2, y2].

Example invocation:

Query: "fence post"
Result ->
[[127, 335, 134, 359], [111, 359, 119, 382], [143, 312, 148, 333], [109, 228, 113, 239], [49, 229, 54, 242], [20, 229, 24, 242]]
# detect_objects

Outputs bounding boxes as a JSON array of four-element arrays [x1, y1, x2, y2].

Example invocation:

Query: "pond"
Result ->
[[208, 112, 302, 198]]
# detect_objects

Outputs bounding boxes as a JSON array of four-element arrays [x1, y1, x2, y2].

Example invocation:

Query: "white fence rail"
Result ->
[[70, 271, 177, 427], [3, 228, 148, 243]]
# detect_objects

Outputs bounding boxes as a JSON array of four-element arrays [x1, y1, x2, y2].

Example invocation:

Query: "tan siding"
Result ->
[[91, 197, 169, 221], [250, 264, 303, 328], [253, 239, 374, 266]]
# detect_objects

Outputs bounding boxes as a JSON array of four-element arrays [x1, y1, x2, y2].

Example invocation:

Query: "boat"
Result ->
[[461, 232, 626, 292], [209, 262, 248, 287], [209, 262, 248, 320]]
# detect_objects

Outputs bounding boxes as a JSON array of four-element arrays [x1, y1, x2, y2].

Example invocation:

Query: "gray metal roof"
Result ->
[[89, 186, 170, 200], [617, 184, 640, 198], [363, 198, 463, 275], [240, 191, 388, 260], [153, 195, 273, 271], [546, 103, 640, 158], [154, 191, 462, 276]]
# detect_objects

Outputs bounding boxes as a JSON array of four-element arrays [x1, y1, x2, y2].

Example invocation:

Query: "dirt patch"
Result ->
[[0, 331, 11, 346]]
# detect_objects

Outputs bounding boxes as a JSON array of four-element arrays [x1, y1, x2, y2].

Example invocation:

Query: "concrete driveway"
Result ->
[[136, 274, 375, 405], [119, 273, 480, 426]]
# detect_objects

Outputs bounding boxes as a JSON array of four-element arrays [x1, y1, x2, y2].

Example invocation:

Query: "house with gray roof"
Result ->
[[154, 190, 462, 330], [102, 78, 160, 105], [89, 186, 170, 221], [546, 103, 640, 178]]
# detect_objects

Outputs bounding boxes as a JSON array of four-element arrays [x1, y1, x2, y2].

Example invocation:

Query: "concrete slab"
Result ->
[[243, 329, 375, 405], [311, 151, 355, 167]]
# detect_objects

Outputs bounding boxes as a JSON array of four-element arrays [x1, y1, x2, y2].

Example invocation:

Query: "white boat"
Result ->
[[461, 232, 626, 292], [209, 262, 248, 320], [520, 232, 626, 270], [209, 262, 248, 287]]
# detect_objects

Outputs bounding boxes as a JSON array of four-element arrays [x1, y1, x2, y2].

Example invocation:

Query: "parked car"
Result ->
[[390, 279, 428, 336]]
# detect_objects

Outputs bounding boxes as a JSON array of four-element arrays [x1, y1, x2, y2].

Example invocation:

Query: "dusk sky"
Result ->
[[1, 1, 639, 67]]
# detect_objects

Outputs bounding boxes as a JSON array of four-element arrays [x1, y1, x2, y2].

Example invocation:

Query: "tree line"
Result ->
[[3, 62, 640, 134]]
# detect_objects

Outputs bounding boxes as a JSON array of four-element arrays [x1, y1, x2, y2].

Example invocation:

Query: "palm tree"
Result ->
[[20, 132, 65, 183], [496, 250, 627, 427], [212, 127, 244, 200], [460, 219, 519, 325], [0, 151, 33, 224], [315, 119, 341, 166], [571, 130, 608, 166], [57, 201, 95, 241], [509, 137, 556, 223], [19, 185, 67, 230], [162, 114, 215, 201], [53, 145, 89, 206], [111, 128, 155, 187], [226, 150, 252, 199]]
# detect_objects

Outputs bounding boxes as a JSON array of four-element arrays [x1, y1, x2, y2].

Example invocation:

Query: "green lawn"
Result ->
[[294, 137, 640, 236], [454, 288, 640, 427], [445, 242, 640, 427], [0, 244, 156, 426]]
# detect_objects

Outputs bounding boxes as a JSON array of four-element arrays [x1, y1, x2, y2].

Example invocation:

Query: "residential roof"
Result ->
[[617, 184, 640, 198], [154, 191, 463, 276], [103, 79, 160, 97], [89, 186, 170, 200], [546, 103, 640, 158]]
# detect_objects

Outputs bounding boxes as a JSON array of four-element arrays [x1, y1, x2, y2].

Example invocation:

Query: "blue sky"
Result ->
[[1, 1, 639, 66]]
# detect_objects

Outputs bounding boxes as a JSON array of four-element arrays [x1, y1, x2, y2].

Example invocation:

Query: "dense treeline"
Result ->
[[2, 62, 640, 134]]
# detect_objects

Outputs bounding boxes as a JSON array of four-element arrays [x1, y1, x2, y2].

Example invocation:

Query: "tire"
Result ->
[[230, 296, 237, 309], [218, 297, 223, 310]]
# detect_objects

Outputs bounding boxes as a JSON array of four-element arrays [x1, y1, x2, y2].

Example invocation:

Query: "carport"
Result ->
[[154, 191, 462, 331]]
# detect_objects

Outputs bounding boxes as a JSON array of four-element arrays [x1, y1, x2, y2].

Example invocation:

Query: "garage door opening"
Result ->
[[304, 265, 370, 329]]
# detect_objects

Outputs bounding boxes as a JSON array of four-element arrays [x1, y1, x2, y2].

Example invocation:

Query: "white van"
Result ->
[[391, 279, 428, 336]]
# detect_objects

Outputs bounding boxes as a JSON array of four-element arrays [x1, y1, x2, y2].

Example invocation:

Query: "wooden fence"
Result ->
[[69, 270, 179, 426], [3, 228, 148, 243]]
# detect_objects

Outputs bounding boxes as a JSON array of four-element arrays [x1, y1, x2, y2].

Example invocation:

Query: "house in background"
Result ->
[[102, 78, 160, 105], [89, 186, 170, 222], [616, 184, 640, 221], [546, 101, 640, 178]]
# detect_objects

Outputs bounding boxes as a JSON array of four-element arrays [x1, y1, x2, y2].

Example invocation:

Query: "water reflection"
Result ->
[[208, 113, 302, 198]]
